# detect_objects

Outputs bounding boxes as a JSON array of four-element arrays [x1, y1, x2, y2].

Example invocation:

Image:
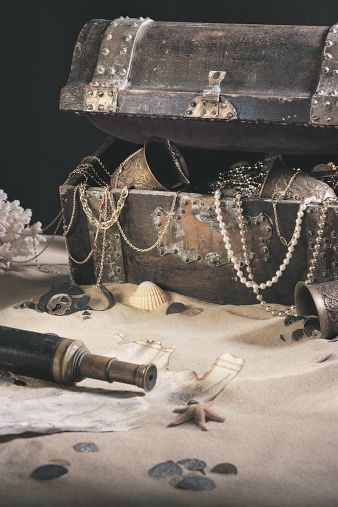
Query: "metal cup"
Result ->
[[111, 137, 190, 190], [294, 280, 338, 339], [260, 159, 336, 200]]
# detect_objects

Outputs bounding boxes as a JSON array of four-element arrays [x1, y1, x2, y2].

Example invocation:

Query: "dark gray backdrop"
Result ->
[[1, 0, 337, 226]]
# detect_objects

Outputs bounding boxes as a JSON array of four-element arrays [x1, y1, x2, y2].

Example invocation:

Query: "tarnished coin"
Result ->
[[148, 461, 183, 479], [175, 475, 216, 491], [177, 458, 207, 472], [211, 463, 238, 475], [284, 315, 304, 326], [166, 303, 188, 315], [31, 464, 68, 480]]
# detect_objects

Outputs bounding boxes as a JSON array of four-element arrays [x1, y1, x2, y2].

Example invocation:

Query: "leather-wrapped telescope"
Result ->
[[0, 326, 157, 391]]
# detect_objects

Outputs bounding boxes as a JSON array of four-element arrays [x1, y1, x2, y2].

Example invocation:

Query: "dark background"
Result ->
[[1, 0, 337, 226]]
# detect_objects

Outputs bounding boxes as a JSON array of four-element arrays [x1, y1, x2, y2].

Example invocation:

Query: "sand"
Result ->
[[0, 238, 337, 507]]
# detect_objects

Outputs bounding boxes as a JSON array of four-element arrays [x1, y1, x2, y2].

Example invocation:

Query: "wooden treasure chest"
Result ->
[[60, 17, 338, 306]]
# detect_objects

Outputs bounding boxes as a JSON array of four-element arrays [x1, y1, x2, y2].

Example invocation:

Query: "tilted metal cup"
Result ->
[[111, 137, 190, 190], [260, 159, 336, 201], [294, 280, 338, 340]]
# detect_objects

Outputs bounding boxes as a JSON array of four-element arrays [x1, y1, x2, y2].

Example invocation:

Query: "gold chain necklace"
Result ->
[[79, 183, 129, 230], [272, 168, 301, 246], [63, 155, 178, 285], [108, 190, 178, 253]]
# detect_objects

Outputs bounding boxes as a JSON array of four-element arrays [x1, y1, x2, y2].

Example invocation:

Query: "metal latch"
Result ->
[[185, 71, 237, 120]]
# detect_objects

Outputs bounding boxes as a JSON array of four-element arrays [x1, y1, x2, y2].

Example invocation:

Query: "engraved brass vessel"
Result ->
[[111, 137, 189, 191], [294, 281, 338, 340]]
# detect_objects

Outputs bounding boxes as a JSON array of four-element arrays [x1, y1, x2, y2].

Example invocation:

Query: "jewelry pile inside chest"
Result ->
[[60, 17, 338, 307]]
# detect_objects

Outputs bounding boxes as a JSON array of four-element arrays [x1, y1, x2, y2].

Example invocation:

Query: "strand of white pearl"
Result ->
[[214, 189, 316, 291]]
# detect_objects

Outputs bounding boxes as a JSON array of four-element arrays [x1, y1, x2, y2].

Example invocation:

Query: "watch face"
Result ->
[[38, 282, 90, 316]]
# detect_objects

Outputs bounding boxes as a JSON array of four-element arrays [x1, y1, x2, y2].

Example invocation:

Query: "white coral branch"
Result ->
[[0, 190, 46, 274]]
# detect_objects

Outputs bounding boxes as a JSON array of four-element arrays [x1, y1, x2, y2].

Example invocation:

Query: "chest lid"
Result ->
[[60, 18, 338, 153]]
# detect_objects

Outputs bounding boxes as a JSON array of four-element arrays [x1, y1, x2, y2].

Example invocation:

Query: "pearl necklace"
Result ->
[[214, 189, 331, 316]]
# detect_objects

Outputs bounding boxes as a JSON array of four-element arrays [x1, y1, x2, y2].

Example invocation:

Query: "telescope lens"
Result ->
[[135, 363, 157, 391]]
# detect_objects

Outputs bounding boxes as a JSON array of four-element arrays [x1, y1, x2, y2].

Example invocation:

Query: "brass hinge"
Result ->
[[185, 71, 237, 120]]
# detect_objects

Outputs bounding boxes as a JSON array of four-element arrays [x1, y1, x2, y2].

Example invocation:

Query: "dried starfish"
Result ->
[[168, 400, 225, 431]]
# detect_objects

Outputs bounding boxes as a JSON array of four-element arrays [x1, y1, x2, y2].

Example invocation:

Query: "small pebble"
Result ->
[[177, 459, 207, 472], [31, 464, 68, 481], [148, 461, 183, 479], [13, 379, 26, 386], [73, 442, 98, 453], [175, 475, 216, 491], [280, 334, 287, 342], [211, 463, 238, 475], [166, 303, 188, 315]]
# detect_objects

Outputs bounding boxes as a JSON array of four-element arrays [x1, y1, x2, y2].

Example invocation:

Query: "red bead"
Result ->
[[92, 243, 97, 251]]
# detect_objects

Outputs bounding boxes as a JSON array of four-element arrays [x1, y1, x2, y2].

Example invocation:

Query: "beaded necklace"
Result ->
[[215, 189, 334, 316]]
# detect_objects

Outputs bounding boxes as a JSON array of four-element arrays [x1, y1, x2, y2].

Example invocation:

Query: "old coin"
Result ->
[[284, 315, 304, 326], [175, 475, 216, 491], [166, 303, 188, 315], [31, 464, 68, 480], [148, 461, 183, 479], [177, 458, 207, 472], [211, 463, 238, 475]]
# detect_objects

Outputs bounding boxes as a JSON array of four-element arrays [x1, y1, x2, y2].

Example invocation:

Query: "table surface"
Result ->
[[0, 238, 337, 507]]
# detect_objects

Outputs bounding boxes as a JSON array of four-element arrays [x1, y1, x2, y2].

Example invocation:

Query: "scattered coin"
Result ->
[[31, 464, 68, 481], [73, 442, 99, 453], [284, 315, 304, 326], [175, 475, 216, 491], [211, 463, 238, 475], [166, 303, 188, 315], [177, 459, 207, 473], [148, 461, 183, 479]]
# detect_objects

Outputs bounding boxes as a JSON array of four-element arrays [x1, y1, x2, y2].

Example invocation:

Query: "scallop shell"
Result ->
[[129, 281, 168, 311]]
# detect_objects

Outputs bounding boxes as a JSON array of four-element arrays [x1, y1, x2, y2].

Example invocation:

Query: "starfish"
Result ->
[[168, 400, 225, 431]]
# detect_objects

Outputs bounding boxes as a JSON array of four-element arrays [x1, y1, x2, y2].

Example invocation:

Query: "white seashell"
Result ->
[[129, 281, 168, 311]]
